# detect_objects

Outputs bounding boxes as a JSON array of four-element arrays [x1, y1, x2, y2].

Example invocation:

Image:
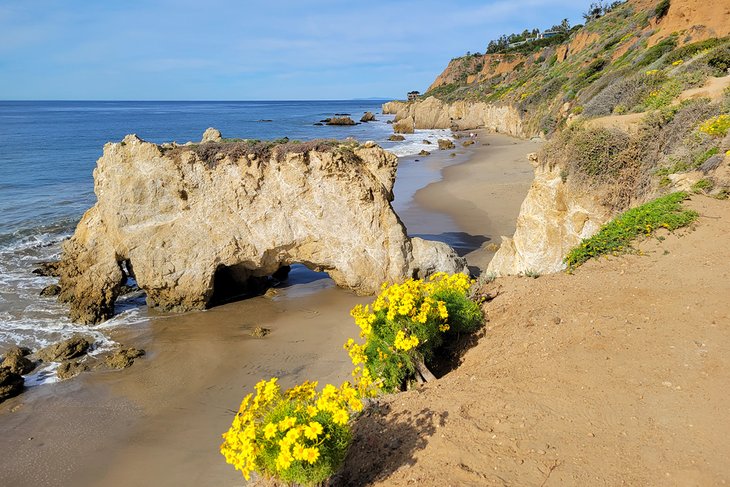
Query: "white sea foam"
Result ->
[[385, 129, 455, 157]]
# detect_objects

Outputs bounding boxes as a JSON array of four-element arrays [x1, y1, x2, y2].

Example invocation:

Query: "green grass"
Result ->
[[564, 192, 698, 269]]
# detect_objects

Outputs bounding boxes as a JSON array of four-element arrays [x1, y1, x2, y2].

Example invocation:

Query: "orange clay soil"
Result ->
[[334, 195, 730, 486]]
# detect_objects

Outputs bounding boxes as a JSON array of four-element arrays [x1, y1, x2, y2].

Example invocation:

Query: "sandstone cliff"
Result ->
[[58, 132, 467, 324], [382, 97, 526, 137], [487, 153, 612, 275]]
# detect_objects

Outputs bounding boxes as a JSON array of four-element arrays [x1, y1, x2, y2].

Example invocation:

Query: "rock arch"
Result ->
[[58, 132, 467, 324]]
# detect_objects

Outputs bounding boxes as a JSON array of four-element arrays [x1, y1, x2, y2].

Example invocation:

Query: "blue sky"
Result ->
[[0, 0, 586, 100]]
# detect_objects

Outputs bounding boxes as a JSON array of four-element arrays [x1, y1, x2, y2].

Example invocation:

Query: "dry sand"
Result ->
[[338, 196, 730, 486], [0, 132, 536, 486]]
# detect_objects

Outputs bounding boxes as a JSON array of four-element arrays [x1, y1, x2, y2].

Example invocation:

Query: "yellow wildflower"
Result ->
[[304, 421, 323, 440], [263, 422, 278, 439], [303, 447, 320, 464]]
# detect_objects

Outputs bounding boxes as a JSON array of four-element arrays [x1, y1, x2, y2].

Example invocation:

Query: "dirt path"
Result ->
[[338, 195, 730, 486]]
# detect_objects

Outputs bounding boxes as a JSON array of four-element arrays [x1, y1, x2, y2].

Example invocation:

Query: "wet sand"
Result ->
[[0, 132, 537, 486]]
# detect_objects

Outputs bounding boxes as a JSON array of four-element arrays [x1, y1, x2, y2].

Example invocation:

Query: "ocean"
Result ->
[[0, 100, 457, 372]]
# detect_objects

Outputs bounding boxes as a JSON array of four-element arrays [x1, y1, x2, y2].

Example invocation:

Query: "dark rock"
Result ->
[[32, 261, 61, 277], [419, 150, 431, 156], [437, 139, 455, 150], [313, 122, 324, 126], [386, 120, 394, 124], [422, 140, 432, 145], [258, 119, 273, 122], [3, 346, 32, 360], [388, 135, 406, 141], [40, 284, 61, 297], [272, 265, 291, 281], [57, 360, 89, 380], [700, 155, 724, 173], [450, 153, 457, 158], [360, 112, 376, 123], [118, 283, 140, 295], [0, 367, 24, 403], [326, 117, 356, 126], [37, 335, 92, 362], [463, 140, 475, 147], [104, 348, 145, 369], [334, 113, 351, 116]]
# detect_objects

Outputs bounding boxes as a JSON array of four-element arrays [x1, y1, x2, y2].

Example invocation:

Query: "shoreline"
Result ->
[[0, 129, 538, 486], [413, 130, 539, 271]]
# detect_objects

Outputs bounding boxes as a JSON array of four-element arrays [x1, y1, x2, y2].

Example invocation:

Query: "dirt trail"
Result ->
[[339, 196, 730, 486]]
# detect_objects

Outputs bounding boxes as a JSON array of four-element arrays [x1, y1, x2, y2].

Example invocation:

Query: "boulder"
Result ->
[[1, 346, 35, 375], [393, 116, 415, 134], [360, 112, 376, 122], [104, 348, 145, 369], [463, 140, 475, 147], [58, 132, 468, 324], [32, 261, 61, 277], [40, 284, 61, 297], [37, 335, 92, 362], [419, 150, 431, 156], [388, 135, 406, 141], [422, 140, 432, 145], [0, 367, 24, 403], [326, 117, 356, 126], [201, 127, 223, 143], [57, 360, 88, 380], [438, 139, 455, 150]]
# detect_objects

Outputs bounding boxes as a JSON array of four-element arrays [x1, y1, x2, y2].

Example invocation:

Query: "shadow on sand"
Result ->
[[330, 405, 449, 486]]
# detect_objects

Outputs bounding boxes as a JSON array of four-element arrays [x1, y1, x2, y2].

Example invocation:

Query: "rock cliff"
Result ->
[[487, 153, 612, 275], [382, 97, 526, 137], [58, 132, 467, 324]]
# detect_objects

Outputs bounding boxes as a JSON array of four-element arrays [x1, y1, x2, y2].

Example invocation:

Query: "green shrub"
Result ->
[[665, 37, 729, 65], [221, 379, 361, 486], [564, 192, 698, 269], [707, 46, 730, 75], [691, 178, 714, 193], [642, 79, 682, 109], [346, 273, 482, 393], [655, 0, 671, 19], [637, 36, 677, 67]]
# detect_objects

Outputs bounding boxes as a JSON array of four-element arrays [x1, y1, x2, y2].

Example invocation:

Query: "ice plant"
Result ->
[[220, 378, 361, 486]]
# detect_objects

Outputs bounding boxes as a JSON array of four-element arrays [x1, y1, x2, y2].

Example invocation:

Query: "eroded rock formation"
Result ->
[[383, 97, 526, 137], [487, 153, 612, 276], [59, 131, 467, 324]]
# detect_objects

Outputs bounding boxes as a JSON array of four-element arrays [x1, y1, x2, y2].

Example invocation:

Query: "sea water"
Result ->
[[0, 100, 457, 360]]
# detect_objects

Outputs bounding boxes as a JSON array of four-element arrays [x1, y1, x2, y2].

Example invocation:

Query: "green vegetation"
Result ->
[[691, 178, 714, 193], [347, 273, 482, 393], [565, 192, 698, 269], [654, 0, 671, 19]]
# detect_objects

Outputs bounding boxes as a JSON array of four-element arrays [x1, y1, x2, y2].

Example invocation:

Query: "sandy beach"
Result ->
[[0, 132, 536, 486]]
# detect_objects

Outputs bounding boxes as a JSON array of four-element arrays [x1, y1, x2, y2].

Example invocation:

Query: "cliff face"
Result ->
[[487, 154, 612, 275], [58, 132, 467, 324], [383, 97, 526, 137]]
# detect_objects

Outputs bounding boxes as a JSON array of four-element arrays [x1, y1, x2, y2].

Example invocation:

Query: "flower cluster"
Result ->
[[345, 272, 481, 392], [699, 114, 730, 137], [220, 378, 361, 486]]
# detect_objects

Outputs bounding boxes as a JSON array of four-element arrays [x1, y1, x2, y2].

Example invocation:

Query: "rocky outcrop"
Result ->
[[37, 335, 92, 362], [0, 368, 24, 403], [325, 117, 356, 126], [437, 139, 455, 150], [487, 153, 612, 276], [360, 112, 376, 122], [58, 132, 467, 324], [383, 97, 525, 137], [1, 347, 35, 375], [104, 348, 145, 369], [393, 117, 415, 134]]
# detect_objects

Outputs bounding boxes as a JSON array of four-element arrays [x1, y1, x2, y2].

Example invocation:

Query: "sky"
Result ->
[[0, 0, 587, 100]]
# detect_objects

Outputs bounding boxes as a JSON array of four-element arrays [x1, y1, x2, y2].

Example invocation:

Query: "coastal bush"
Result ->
[[654, 0, 670, 19], [665, 37, 729, 65], [345, 273, 482, 393], [220, 378, 363, 486], [699, 114, 730, 137], [564, 192, 698, 269], [637, 36, 677, 67]]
